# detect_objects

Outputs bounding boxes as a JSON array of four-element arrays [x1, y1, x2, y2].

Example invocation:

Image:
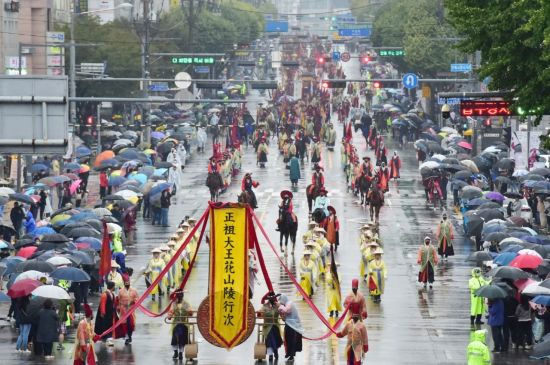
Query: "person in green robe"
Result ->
[[469, 268, 487, 325]]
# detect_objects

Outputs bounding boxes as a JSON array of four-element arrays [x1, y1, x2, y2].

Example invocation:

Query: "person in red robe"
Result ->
[[323, 206, 340, 251], [73, 304, 96, 365], [117, 274, 138, 345], [378, 163, 390, 193], [343, 279, 367, 320], [389, 151, 401, 179]]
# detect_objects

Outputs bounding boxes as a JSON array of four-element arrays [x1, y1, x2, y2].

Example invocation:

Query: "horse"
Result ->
[[206, 172, 223, 202], [367, 186, 384, 222], [306, 184, 321, 213], [277, 206, 298, 253], [356, 173, 372, 206], [238, 190, 257, 209], [311, 208, 326, 224]]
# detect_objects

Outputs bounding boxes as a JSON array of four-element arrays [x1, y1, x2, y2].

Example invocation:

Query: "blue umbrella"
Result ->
[[466, 198, 490, 208], [533, 181, 550, 190], [524, 180, 540, 188], [502, 244, 525, 253], [150, 182, 172, 196], [63, 162, 81, 172], [53, 175, 71, 184], [33, 227, 56, 235], [69, 211, 98, 221], [494, 252, 518, 266], [108, 176, 127, 187], [100, 159, 122, 170], [531, 296, 550, 306], [138, 166, 155, 177], [30, 163, 49, 173], [50, 267, 91, 282], [1, 256, 26, 276], [0, 240, 14, 250], [119, 150, 141, 160], [154, 168, 168, 176], [522, 235, 550, 245], [481, 223, 508, 236], [75, 146, 92, 157], [129, 173, 147, 185], [75, 237, 102, 251]]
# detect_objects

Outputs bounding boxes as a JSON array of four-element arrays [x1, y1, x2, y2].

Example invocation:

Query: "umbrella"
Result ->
[[460, 160, 479, 173], [484, 232, 510, 242], [66, 251, 95, 266], [108, 176, 127, 187], [485, 191, 505, 202], [538, 279, 550, 290], [41, 233, 70, 243], [45, 256, 72, 266], [14, 270, 49, 282], [458, 141, 472, 150], [466, 251, 493, 262], [489, 266, 529, 280], [33, 226, 56, 235], [139, 166, 155, 177], [504, 192, 523, 199], [150, 182, 172, 196], [514, 278, 539, 293], [75, 145, 92, 157], [419, 161, 440, 170], [0, 187, 15, 196], [103, 194, 125, 201], [32, 285, 71, 300], [530, 168, 550, 177], [532, 339, 550, 359], [496, 158, 515, 170], [30, 163, 49, 173], [50, 267, 90, 282], [522, 235, 550, 245], [494, 176, 512, 185], [494, 252, 518, 266], [92, 207, 112, 217], [15, 238, 37, 250], [98, 158, 122, 170], [0, 240, 14, 250], [151, 131, 165, 139], [16, 246, 38, 258], [63, 162, 81, 172], [15, 259, 56, 273], [65, 227, 101, 238], [478, 202, 502, 210], [454, 170, 473, 181], [7, 279, 42, 298], [460, 186, 483, 200], [475, 284, 508, 299], [509, 254, 543, 269], [466, 198, 489, 208], [523, 282, 550, 296], [154, 161, 174, 169], [518, 249, 543, 258], [128, 173, 148, 185], [9, 193, 34, 205], [502, 244, 526, 253]]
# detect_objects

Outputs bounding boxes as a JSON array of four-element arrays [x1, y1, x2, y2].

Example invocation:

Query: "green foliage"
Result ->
[[370, 0, 459, 77], [446, 0, 550, 125]]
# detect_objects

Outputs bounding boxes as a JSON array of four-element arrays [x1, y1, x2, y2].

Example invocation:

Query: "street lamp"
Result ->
[[69, 2, 133, 155]]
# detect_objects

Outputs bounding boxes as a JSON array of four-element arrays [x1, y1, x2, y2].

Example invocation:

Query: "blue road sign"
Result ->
[[338, 28, 371, 37], [332, 51, 341, 62], [402, 73, 418, 89], [265, 20, 289, 32], [450, 63, 472, 72], [193, 66, 210, 74], [148, 83, 169, 92]]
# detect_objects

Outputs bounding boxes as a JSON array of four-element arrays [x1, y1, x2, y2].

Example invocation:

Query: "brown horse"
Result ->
[[206, 172, 223, 202], [238, 190, 257, 209], [306, 184, 321, 213]]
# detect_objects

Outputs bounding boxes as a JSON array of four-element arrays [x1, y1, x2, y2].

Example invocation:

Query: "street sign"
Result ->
[[149, 82, 169, 92], [338, 28, 372, 37], [340, 52, 351, 62], [0, 76, 68, 154], [265, 20, 289, 32], [450, 63, 472, 72], [46, 32, 65, 43], [460, 101, 511, 117], [379, 49, 405, 57], [171, 57, 215, 65], [402, 73, 418, 89], [193, 66, 210, 74], [437, 97, 461, 105], [80, 63, 105, 74], [332, 51, 341, 62], [174, 72, 192, 89]]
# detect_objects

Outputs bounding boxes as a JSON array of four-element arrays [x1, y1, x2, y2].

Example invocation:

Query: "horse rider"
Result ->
[[313, 187, 330, 218], [207, 157, 220, 174], [241, 172, 259, 209], [309, 164, 325, 195]]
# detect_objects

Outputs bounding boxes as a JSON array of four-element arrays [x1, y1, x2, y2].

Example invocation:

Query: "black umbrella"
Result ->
[[460, 188, 483, 200], [504, 192, 523, 199], [475, 284, 508, 299], [472, 156, 492, 171], [83, 219, 103, 232], [496, 158, 515, 170], [476, 209, 505, 221], [530, 168, 550, 177], [60, 222, 93, 236], [451, 179, 469, 189], [156, 142, 176, 155], [50, 267, 91, 282], [51, 207, 72, 219], [489, 266, 529, 280], [478, 202, 503, 210], [521, 174, 544, 182], [154, 161, 174, 169], [484, 232, 510, 242], [442, 157, 460, 165], [103, 194, 125, 201], [9, 193, 34, 205], [15, 260, 56, 273], [14, 237, 37, 249], [454, 170, 473, 181], [440, 164, 466, 173], [466, 251, 493, 262], [532, 339, 550, 359], [65, 227, 101, 239], [465, 216, 484, 236], [537, 260, 550, 278], [494, 176, 513, 185], [68, 250, 96, 266], [36, 241, 72, 252], [40, 233, 70, 243], [425, 141, 445, 154]]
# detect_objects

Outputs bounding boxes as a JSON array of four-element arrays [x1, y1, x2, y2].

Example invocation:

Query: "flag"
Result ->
[[99, 221, 111, 277]]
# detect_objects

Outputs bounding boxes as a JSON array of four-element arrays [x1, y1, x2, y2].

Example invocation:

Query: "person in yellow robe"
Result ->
[[299, 250, 317, 298], [145, 248, 165, 300], [167, 240, 180, 288], [160, 245, 173, 289], [326, 263, 343, 317], [313, 227, 330, 276], [360, 242, 379, 280], [367, 248, 387, 302], [302, 221, 318, 245]]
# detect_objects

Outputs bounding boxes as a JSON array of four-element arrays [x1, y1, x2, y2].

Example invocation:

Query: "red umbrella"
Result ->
[[509, 254, 543, 269], [514, 278, 538, 293], [7, 279, 42, 298], [16, 246, 38, 258], [458, 141, 473, 150]]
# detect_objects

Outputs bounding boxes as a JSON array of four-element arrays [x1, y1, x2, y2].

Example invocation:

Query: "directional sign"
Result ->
[[450, 63, 472, 72], [265, 20, 289, 32], [332, 51, 341, 62], [402, 73, 418, 89], [193, 66, 210, 74], [341, 52, 351, 62], [149, 82, 169, 92], [338, 28, 371, 37]]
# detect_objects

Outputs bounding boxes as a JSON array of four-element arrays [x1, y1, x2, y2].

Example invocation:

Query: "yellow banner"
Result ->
[[209, 206, 249, 348]]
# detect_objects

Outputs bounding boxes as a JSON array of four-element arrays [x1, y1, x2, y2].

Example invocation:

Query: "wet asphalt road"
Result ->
[[0, 59, 542, 365]]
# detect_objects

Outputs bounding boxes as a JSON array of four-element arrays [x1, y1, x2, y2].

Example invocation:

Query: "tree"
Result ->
[[370, 0, 459, 77], [446, 0, 550, 124]]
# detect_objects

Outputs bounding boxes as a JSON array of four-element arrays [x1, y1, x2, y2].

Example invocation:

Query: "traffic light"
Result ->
[[483, 118, 492, 128], [317, 55, 331, 64], [321, 80, 346, 89], [373, 81, 381, 89], [86, 116, 93, 125], [362, 56, 370, 63]]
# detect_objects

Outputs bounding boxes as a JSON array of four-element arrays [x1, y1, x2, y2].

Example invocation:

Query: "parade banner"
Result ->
[[209, 205, 249, 348]]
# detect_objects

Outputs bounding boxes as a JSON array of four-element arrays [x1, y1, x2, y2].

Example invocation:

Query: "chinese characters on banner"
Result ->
[[209, 206, 249, 348]]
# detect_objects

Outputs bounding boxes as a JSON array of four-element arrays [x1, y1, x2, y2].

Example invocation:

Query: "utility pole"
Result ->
[[140, 0, 151, 143]]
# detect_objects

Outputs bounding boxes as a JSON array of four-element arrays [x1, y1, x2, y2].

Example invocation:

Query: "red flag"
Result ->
[[99, 221, 111, 277]]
